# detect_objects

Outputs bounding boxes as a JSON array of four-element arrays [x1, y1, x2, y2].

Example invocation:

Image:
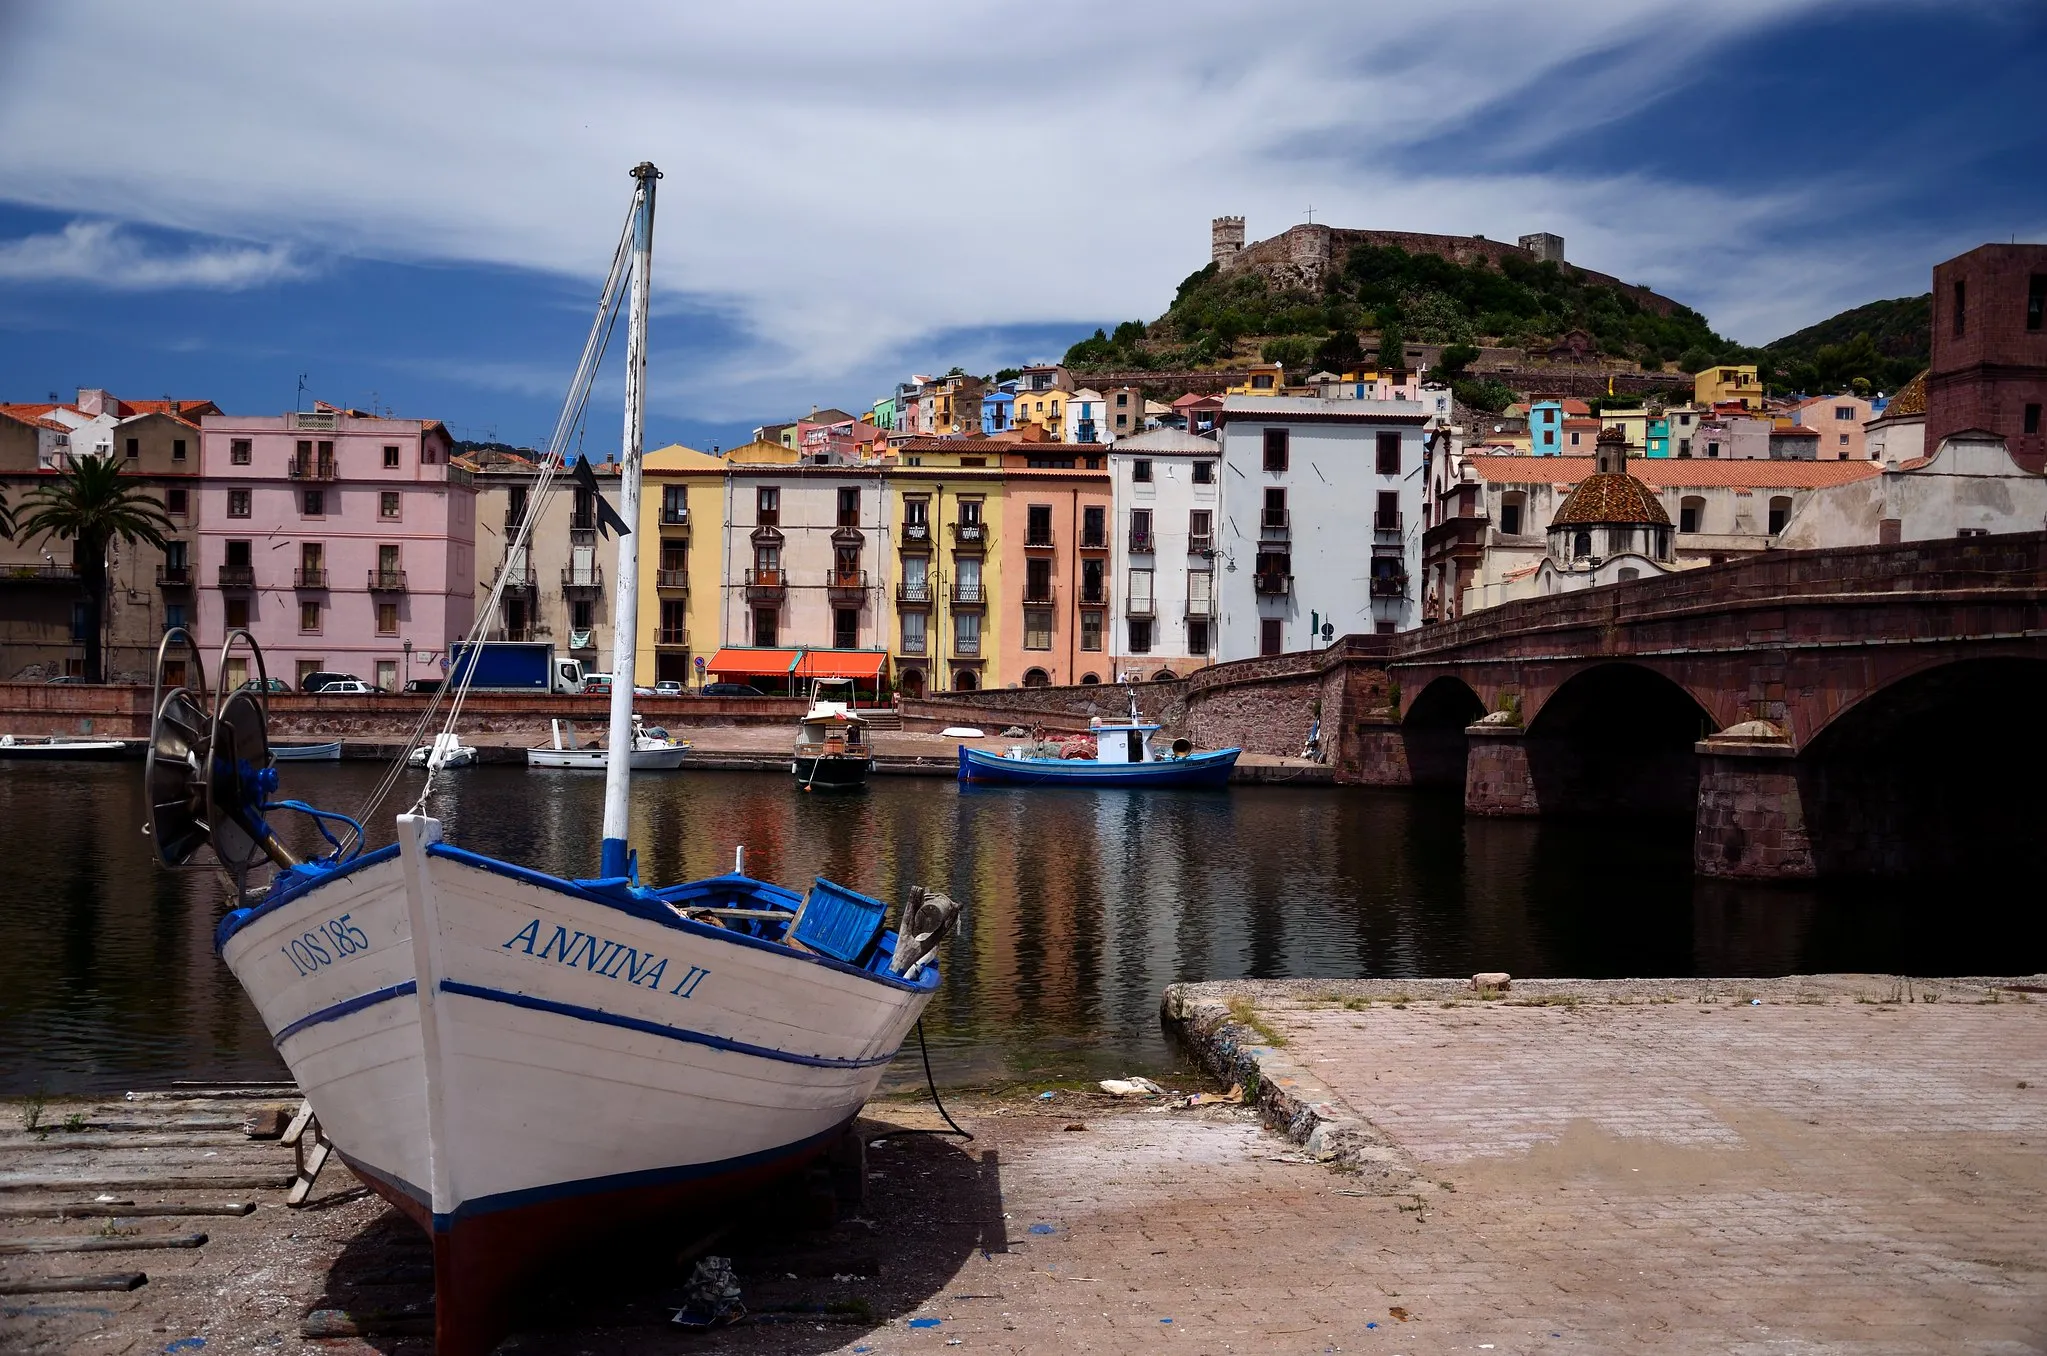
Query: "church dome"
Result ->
[[1550, 427, 1670, 528]]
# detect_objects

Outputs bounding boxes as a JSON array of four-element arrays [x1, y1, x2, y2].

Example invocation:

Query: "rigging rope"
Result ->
[[336, 193, 641, 853]]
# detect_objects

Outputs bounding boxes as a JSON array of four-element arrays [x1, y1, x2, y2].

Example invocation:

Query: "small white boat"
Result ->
[[792, 678, 873, 791], [409, 732, 479, 769], [273, 740, 343, 762], [0, 734, 129, 760], [528, 716, 688, 770]]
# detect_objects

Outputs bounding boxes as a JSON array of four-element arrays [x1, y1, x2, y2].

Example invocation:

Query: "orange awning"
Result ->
[[791, 649, 889, 680], [704, 648, 800, 677]]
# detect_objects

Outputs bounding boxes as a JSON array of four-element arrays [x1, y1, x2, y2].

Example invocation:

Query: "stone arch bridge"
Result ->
[[1182, 532, 2047, 879]]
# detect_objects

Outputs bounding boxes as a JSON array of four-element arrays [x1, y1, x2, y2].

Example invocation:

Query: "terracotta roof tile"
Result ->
[[1883, 370, 1928, 418]]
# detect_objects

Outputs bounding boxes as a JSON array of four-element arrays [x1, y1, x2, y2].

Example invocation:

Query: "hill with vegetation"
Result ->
[[1064, 245, 1754, 397], [1758, 294, 1929, 396]]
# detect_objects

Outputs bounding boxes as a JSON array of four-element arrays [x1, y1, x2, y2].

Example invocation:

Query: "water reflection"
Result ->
[[1, 762, 2037, 1094]]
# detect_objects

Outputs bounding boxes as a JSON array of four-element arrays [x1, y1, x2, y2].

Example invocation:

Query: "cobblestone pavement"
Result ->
[[9, 980, 2043, 1355]]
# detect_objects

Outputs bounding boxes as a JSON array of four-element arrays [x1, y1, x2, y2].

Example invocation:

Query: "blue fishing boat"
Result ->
[[957, 697, 1238, 788]]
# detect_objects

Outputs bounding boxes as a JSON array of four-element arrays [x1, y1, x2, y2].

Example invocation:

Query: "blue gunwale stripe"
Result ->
[[438, 980, 901, 1070], [273, 980, 418, 1044]]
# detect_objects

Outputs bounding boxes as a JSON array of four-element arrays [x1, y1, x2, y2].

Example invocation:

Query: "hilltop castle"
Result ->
[[1209, 217, 1675, 317]]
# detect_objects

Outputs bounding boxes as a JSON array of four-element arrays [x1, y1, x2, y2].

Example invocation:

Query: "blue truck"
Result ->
[[447, 642, 587, 694]]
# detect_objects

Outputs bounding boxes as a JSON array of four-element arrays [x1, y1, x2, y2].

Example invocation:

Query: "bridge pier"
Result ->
[[1345, 715, 1414, 786], [1693, 726, 1814, 880], [1463, 721, 1541, 816]]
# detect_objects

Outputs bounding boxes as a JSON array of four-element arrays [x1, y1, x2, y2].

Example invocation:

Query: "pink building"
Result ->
[[1789, 393, 1875, 459], [196, 404, 476, 691]]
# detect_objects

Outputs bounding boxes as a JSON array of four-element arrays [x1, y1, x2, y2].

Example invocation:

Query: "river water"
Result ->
[[2, 761, 2037, 1095]]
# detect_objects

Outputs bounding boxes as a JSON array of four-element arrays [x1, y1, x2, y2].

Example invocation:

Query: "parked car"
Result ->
[[238, 678, 292, 693], [633, 684, 656, 697], [583, 676, 613, 696], [653, 680, 684, 696], [299, 671, 359, 693], [43, 674, 88, 685], [403, 678, 443, 694], [700, 682, 764, 697], [315, 679, 379, 695]]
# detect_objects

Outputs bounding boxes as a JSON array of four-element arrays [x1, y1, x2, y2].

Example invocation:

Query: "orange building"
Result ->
[[994, 460, 1114, 688]]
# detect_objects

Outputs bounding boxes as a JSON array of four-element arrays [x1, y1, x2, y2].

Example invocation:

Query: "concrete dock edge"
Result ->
[[1161, 981, 1424, 1195]]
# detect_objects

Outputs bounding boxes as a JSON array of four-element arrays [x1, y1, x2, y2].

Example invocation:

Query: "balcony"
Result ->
[[952, 635, 982, 658], [826, 569, 869, 605], [1370, 573, 1410, 599], [367, 570, 408, 593], [660, 504, 689, 526], [291, 410, 337, 432], [656, 626, 689, 647], [1125, 593, 1156, 618], [1189, 533, 1214, 555], [504, 507, 528, 530], [1078, 531, 1109, 553], [1127, 529, 1155, 554], [744, 568, 785, 603], [1078, 583, 1109, 609], [1022, 580, 1056, 606], [1260, 510, 1291, 538], [569, 513, 597, 533], [950, 521, 987, 549], [287, 457, 337, 481], [562, 566, 604, 596], [1023, 527, 1055, 551], [1, 563, 78, 583], [156, 564, 193, 588], [1254, 572, 1293, 597], [1374, 512, 1405, 537], [655, 568, 689, 590], [900, 521, 932, 547], [896, 580, 934, 606], [1185, 593, 1215, 617], [496, 565, 537, 594], [293, 568, 328, 589], [217, 564, 255, 589], [950, 581, 985, 608]]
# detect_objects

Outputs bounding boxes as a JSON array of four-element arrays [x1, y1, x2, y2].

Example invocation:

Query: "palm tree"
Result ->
[[16, 454, 172, 682], [0, 483, 13, 539]]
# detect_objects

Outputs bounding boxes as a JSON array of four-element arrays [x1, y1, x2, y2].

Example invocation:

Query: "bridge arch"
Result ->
[[1797, 655, 2047, 877], [1523, 662, 1719, 816], [1400, 676, 1486, 788]]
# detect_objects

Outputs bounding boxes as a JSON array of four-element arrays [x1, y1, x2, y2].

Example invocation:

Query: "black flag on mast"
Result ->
[[570, 455, 631, 538]]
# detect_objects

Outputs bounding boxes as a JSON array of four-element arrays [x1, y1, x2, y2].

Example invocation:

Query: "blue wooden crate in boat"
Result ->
[[793, 878, 888, 965]]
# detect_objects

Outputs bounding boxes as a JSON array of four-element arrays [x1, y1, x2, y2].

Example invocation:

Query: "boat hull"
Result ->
[[527, 744, 687, 770], [0, 739, 129, 761], [957, 744, 1239, 787], [792, 754, 872, 790], [216, 823, 934, 1355], [272, 741, 343, 762]]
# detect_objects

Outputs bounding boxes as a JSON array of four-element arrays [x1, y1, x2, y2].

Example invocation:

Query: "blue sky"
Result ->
[[0, 1, 2040, 451]]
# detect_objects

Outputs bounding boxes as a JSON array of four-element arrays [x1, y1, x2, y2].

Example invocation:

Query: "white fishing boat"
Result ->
[[0, 733, 129, 760], [272, 740, 343, 762], [141, 164, 961, 1356], [792, 677, 873, 791], [407, 731, 478, 769], [527, 715, 687, 770]]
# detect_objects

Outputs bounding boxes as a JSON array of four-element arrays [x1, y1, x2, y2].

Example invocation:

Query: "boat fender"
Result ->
[[890, 885, 962, 978]]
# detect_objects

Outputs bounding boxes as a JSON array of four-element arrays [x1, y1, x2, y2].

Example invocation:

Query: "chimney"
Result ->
[[76, 388, 107, 416]]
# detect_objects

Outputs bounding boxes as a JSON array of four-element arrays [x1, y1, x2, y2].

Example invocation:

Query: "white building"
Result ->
[[1775, 430, 2047, 549], [1065, 389, 1107, 445], [1109, 428, 1223, 678], [1215, 395, 1428, 656]]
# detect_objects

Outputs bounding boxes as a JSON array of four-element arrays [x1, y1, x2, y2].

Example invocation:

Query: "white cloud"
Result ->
[[0, 0, 1941, 416], [0, 220, 302, 290]]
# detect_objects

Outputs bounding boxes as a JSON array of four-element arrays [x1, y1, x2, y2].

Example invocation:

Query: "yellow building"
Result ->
[[1010, 388, 1068, 440], [635, 444, 728, 686], [1694, 364, 1764, 411], [886, 460, 1006, 695], [1226, 361, 1285, 396], [1597, 408, 1649, 448]]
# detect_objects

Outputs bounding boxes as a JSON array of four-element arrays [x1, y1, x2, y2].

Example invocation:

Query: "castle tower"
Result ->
[[1518, 232, 1565, 264], [1212, 216, 1245, 266]]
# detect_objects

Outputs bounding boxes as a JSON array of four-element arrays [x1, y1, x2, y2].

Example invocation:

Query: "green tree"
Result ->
[[1377, 319, 1406, 371], [1437, 343, 1480, 379], [0, 483, 12, 539], [1315, 329, 1365, 372], [1112, 320, 1148, 346], [1451, 378, 1515, 414], [15, 454, 172, 682]]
